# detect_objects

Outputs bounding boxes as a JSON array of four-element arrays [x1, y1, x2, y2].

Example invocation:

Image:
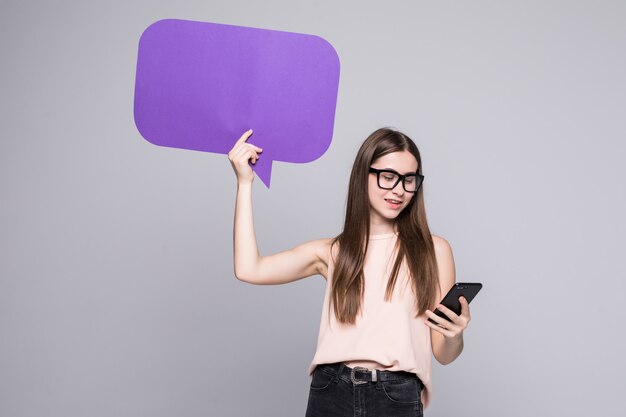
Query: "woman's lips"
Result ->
[[385, 198, 402, 209]]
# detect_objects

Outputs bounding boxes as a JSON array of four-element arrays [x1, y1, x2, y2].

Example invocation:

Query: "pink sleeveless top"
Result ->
[[308, 232, 433, 408]]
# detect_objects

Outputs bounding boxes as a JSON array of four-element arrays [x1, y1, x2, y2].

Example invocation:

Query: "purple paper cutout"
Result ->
[[134, 19, 340, 187]]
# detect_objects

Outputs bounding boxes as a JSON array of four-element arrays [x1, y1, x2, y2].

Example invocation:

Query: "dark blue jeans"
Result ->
[[305, 363, 424, 417]]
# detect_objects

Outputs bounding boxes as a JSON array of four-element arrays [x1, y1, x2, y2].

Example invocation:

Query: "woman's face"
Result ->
[[368, 150, 418, 224]]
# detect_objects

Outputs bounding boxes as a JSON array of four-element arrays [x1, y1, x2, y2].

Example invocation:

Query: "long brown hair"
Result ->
[[331, 128, 440, 324]]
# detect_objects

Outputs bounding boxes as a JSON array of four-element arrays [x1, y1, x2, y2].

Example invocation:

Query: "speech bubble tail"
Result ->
[[251, 158, 273, 188]]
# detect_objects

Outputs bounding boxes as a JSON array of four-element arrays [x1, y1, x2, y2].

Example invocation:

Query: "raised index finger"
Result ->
[[235, 129, 254, 146]]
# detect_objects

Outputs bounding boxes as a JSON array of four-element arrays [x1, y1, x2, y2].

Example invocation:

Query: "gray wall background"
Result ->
[[2, 0, 625, 416]]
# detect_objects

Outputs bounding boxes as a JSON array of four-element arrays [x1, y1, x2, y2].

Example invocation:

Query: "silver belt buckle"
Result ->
[[350, 366, 369, 385]]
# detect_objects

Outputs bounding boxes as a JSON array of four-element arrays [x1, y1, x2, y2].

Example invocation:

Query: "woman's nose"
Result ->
[[392, 181, 405, 195]]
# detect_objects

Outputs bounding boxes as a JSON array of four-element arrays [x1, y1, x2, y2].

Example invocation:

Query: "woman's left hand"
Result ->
[[424, 296, 471, 340]]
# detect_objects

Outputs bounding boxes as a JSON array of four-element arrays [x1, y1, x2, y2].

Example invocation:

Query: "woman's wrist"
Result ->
[[237, 179, 254, 190], [443, 332, 464, 347]]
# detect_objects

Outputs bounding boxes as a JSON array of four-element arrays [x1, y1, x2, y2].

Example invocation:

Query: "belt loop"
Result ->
[[336, 363, 345, 383], [375, 369, 382, 389]]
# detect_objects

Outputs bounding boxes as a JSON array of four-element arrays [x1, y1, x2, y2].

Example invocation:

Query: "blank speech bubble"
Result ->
[[133, 19, 340, 187]]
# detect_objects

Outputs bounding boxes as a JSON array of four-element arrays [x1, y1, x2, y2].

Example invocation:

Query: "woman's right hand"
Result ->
[[228, 129, 263, 184]]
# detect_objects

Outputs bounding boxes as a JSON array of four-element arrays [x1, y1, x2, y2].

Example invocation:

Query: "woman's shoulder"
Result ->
[[431, 234, 453, 254], [431, 234, 455, 270], [295, 237, 335, 264], [308, 237, 335, 256], [296, 238, 335, 280], [430, 234, 456, 290]]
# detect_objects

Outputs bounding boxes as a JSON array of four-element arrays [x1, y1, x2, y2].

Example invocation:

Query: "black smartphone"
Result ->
[[427, 282, 482, 324]]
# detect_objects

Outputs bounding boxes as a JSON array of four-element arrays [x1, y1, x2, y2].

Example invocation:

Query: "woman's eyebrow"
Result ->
[[380, 167, 418, 175]]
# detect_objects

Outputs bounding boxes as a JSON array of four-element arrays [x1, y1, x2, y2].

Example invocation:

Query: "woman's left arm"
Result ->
[[426, 236, 471, 365]]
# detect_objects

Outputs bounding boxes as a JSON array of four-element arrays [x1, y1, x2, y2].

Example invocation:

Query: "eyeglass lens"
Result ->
[[378, 172, 419, 192]]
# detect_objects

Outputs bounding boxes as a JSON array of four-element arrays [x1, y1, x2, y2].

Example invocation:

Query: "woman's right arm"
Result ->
[[229, 129, 331, 285]]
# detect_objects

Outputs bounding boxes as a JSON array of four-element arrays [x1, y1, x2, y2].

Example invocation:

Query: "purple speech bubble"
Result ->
[[133, 19, 340, 187]]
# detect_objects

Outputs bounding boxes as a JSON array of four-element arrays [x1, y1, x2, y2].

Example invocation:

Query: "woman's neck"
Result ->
[[369, 218, 397, 236]]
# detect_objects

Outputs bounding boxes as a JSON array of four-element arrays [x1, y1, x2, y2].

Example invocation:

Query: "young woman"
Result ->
[[229, 127, 471, 417]]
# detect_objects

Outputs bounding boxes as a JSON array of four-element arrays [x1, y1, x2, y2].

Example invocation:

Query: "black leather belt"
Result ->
[[316, 362, 422, 386]]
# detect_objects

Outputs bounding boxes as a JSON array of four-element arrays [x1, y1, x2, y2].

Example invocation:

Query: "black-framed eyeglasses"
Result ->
[[369, 168, 424, 193]]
